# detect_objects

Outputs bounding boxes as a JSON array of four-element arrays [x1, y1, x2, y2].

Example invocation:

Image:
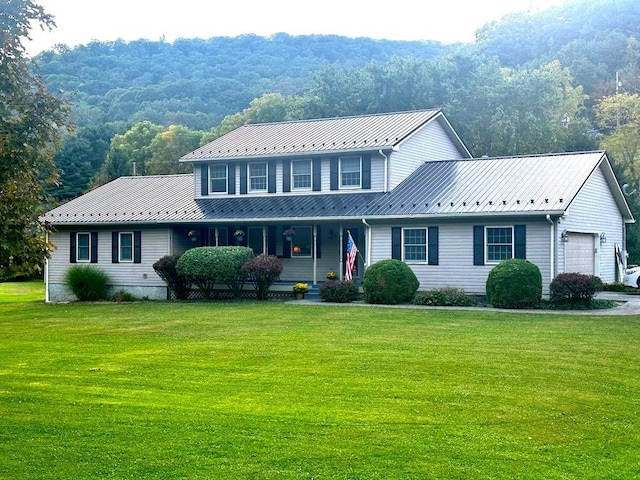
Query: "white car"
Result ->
[[624, 265, 640, 288]]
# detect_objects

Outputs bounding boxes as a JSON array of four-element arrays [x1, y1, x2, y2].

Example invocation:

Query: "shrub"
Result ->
[[64, 265, 110, 301], [602, 282, 626, 292], [213, 246, 255, 297], [242, 254, 283, 300], [153, 254, 190, 300], [550, 273, 603, 307], [319, 280, 359, 303], [413, 287, 473, 307], [111, 290, 137, 302], [363, 259, 419, 305], [486, 259, 542, 309]]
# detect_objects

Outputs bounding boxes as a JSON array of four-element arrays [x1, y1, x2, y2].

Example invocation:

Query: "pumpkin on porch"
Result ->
[[293, 245, 302, 254]]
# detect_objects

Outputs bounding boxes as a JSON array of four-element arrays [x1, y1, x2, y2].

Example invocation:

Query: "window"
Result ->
[[291, 226, 312, 257], [340, 156, 361, 188], [249, 162, 267, 192], [76, 232, 91, 262], [403, 228, 427, 263], [486, 227, 513, 263], [209, 165, 227, 193], [119, 232, 134, 262], [207, 227, 229, 246], [248, 227, 264, 255], [292, 160, 312, 190]]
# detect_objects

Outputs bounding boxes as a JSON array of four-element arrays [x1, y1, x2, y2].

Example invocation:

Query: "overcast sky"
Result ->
[[27, 0, 567, 56]]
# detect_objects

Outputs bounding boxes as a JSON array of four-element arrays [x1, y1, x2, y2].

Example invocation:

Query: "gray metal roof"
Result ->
[[180, 109, 445, 162], [43, 151, 633, 226], [364, 151, 633, 220]]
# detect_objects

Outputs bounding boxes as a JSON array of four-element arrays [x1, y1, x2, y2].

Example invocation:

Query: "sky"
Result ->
[[27, 0, 568, 56]]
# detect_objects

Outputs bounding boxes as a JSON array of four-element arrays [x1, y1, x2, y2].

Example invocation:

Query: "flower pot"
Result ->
[[235, 235, 243, 243], [295, 292, 305, 300]]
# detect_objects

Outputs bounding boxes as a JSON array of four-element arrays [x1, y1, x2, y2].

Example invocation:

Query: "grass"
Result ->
[[1, 282, 639, 479]]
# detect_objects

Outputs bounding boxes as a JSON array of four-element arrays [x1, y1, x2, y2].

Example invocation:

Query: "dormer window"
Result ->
[[249, 162, 267, 192], [292, 159, 312, 190], [209, 164, 227, 194], [340, 156, 361, 189]]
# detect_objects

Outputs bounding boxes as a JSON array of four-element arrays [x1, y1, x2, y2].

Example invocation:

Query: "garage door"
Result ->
[[565, 233, 595, 275]]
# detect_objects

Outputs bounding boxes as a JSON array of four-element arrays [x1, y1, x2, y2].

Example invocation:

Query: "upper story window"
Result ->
[[119, 232, 134, 262], [403, 228, 427, 263], [249, 162, 267, 192], [340, 156, 361, 189], [209, 164, 227, 194], [292, 160, 312, 190], [76, 232, 91, 262], [486, 227, 513, 263]]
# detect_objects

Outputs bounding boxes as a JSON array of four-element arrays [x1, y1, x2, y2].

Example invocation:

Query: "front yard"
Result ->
[[0, 282, 639, 479]]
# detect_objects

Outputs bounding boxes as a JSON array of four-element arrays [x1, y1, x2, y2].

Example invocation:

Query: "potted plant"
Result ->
[[188, 229, 198, 242], [234, 229, 245, 243], [283, 228, 295, 242], [293, 282, 309, 299], [326, 270, 337, 280]]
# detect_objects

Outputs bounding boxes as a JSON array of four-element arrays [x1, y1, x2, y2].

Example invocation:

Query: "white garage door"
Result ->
[[565, 233, 595, 275]]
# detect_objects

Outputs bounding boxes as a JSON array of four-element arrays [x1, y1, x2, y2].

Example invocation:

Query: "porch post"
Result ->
[[263, 226, 267, 255], [339, 225, 344, 279], [313, 225, 318, 285]]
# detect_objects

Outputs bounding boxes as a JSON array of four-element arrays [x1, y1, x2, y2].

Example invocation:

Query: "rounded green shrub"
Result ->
[[486, 259, 542, 309], [65, 265, 110, 301], [153, 254, 190, 300], [319, 280, 359, 303], [363, 259, 419, 305]]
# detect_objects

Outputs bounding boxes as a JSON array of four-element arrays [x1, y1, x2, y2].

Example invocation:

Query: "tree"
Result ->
[[145, 125, 202, 175], [0, 0, 70, 280]]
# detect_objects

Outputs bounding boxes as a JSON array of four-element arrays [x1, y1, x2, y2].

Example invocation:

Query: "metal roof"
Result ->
[[180, 109, 444, 162], [363, 151, 633, 220]]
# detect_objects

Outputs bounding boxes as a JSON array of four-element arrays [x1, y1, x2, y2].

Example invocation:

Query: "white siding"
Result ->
[[390, 120, 466, 189], [557, 166, 625, 283]]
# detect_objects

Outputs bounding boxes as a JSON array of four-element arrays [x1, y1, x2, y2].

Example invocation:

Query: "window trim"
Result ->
[[339, 155, 362, 189], [208, 164, 228, 194], [485, 226, 514, 264], [248, 162, 268, 193], [119, 232, 134, 263], [402, 227, 428, 264], [291, 159, 312, 191], [291, 225, 313, 258], [76, 232, 92, 263]]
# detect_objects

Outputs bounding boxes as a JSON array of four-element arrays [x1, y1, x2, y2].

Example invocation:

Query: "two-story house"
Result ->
[[42, 109, 633, 301]]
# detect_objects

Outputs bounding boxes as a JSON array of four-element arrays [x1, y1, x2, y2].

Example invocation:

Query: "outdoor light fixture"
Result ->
[[600, 232, 607, 244], [561, 230, 569, 242]]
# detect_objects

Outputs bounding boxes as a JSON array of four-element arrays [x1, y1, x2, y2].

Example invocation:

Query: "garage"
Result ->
[[565, 232, 595, 275]]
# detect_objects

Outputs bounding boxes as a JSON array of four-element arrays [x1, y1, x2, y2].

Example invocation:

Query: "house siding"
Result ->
[[369, 219, 552, 295], [389, 120, 466, 189], [47, 227, 171, 302], [556, 166, 625, 283]]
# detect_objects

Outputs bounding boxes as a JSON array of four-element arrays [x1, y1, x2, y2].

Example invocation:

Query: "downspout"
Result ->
[[362, 218, 372, 269], [546, 215, 555, 282], [379, 149, 389, 193], [45, 231, 50, 303]]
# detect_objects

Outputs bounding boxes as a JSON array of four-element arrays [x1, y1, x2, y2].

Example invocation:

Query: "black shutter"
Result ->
[[90, 232, 98, 263], [227, 227, 235, 246], [392, 227, 402, 260], [240, 162, 247, 194], [268, 161, 276, 193], [201, 164, 209, 196], [228, 162, 236, 194], [514, 225, 526, 259], [473, 226, 484, 266], [312, 157, 321, 191], [134, 231, 142, 263], [267, 226, 277, 255], [428, 227, 439, 265], [315, 225, 322, 259], [112, 231, 119, 263], [330, 156, 339, 190], [283, 160, 291, 193], [70, 232, 77, 263], [282, 225, 291, 258], [362, 154, 371, 190]]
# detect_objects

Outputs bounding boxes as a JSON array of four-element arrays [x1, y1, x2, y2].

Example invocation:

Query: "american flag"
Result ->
[[345, 231, 358, 281]]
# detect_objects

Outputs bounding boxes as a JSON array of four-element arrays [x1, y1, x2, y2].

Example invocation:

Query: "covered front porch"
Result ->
[[172, 222, 367, 286]]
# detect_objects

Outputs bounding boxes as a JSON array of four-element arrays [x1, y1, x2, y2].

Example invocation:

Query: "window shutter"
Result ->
[[112, 232, 119, 263], [473, 226, 484, 266], [90, 232, 98, 263], [201, 164, 209, 196], [268, 160, 276, 193], [70, 232, 77, 263], [362, 154, 371, 190], [133, 231, 142, 263], [514, 225, 526, 259], [227, 162, 236, 194], [315, 225, 322, 259], [312, 157, 321, 191], [283, 160, 291, 192], [227, 227, 235, 246], [428, 227, 439, 265], [267, 226, 277, 255], [240, 162, 247, 194], [282, 225, 291, 258], [392, 227, 402, 260], [330, 156, 339, 190]]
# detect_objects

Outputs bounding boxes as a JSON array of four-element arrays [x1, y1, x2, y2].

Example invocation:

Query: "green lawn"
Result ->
[[1, 282, 639, 479]]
